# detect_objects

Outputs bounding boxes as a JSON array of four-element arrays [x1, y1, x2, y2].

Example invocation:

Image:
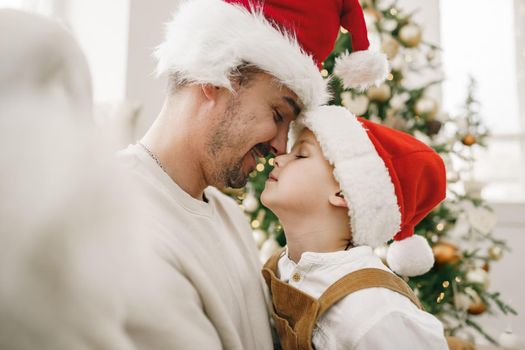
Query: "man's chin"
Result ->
[[224, 165, 250, 189], [225, 176, 248, 189]]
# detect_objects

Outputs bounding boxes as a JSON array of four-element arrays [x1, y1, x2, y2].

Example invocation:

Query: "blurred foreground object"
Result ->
[[0, 10, 169, 350]]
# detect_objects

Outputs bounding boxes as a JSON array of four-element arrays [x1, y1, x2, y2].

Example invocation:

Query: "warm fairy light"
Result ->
[[455, 276, 462, 283], [386, 73, 394, 81], [340, 27, 348, 34], [437, 222, 445, 231], [256, 163, 265, 172], [390, 8, 398, 16], [442, 281, 450, 288], [251, 220, 260, 228], [268, 158, 275, 166], [437, 292, 445, 303], [321, 69, 329, 77]]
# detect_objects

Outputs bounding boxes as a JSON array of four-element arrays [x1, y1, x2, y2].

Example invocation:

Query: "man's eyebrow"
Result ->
[[283, 96, 302, 117]]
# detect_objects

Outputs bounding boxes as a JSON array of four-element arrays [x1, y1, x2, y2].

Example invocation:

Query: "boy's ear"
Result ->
[[201, 84, 220, 101], [328, 191, 348, 208]]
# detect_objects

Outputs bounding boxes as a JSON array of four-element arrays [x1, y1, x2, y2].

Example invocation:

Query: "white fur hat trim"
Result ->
[[154, 0, 329, 110], [387, 234, 434, 276], [334, 50, 389, 90]]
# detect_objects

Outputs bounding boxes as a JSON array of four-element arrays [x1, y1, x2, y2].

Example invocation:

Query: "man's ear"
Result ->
[[201, 84, 220, 101], [328, 191, 348, 208]]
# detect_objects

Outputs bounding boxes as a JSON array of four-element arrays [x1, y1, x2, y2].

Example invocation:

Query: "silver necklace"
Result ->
[[138, 141, 167, 173]]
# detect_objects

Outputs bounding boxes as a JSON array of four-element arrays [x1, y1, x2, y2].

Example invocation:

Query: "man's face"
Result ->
[[204, 72, 303, 189]]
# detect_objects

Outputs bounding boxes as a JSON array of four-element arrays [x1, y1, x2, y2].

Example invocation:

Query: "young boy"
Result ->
[[261, 105, 449, 350]]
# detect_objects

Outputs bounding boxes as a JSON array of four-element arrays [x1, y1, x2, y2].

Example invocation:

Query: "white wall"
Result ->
[[478, 203, 525, 343], [66, 0, 130, 103], [125, 0, 179, 139]]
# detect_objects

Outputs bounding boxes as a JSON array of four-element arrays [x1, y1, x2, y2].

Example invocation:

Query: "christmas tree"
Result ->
[[225, 0, 516, 345]]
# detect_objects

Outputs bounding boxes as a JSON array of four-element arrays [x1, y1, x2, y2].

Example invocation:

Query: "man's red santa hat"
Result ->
[[291, 106, 446, 276], [155, 0, 388, 112], [228, 0, 389, 89]]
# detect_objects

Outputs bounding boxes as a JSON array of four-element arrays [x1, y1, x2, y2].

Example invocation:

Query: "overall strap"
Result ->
[[317, 268, 423, 318]]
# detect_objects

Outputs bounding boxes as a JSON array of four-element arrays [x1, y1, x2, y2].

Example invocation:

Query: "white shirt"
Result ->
[[277, 246, 448, 350]]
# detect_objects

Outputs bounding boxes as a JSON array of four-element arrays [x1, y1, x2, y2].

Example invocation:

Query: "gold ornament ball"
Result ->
[[488, 246, 503, 261], [399, 23, 422, 47], [467, 301, 487, 315], [432, 241, 461, 264], [363, 7, 382, 21], [367, 84, 391, 102], [414, 97, 438, 120], [381, 36, 400, 59], [461, 134, 476, 146]]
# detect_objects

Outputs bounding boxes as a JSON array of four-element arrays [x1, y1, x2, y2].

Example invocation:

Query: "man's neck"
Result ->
[[141, 105, 208, 201]]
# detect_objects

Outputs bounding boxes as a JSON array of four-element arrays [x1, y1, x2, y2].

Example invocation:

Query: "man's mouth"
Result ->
[[254, 144, 271, 158]]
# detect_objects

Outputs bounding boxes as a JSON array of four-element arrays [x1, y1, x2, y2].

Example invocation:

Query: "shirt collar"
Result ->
[[283, 245, 375, 269]]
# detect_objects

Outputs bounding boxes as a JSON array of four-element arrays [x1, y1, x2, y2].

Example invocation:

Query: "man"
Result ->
[[118, 2, 325, 349], [117, 1, 331, 349], [118, 0, 388, 349]]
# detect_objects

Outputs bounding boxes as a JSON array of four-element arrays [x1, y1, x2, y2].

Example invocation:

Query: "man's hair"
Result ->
[[167, 63, 264, 95]]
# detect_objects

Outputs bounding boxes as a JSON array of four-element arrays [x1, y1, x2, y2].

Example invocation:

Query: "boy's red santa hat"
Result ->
[[155, 0, 387, 112], [291, 106, 446, 276]]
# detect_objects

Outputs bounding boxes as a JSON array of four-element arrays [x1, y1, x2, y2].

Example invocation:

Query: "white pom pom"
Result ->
[[386, 235, 434, 277], [334, 50, 389, 90]]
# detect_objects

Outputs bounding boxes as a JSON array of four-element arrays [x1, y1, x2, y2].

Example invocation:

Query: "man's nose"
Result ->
[[269, 127, 289, 156]]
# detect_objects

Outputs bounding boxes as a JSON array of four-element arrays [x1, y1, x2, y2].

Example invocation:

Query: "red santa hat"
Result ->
[[154, 0, 329, 111], [228, 0, 389, 89], [155, 0, 387, 111], [291, 105, 446, 276]]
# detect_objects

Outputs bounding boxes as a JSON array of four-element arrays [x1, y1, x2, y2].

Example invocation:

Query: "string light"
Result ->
[[268, 158, 275, 166], [442, 281, 450, 288], [455, 276, 462, 283], [321, 69, 329, 77], [386, 73, 394, 81], [340, 27, 348, 34], [256, 163, 265, 172], [437, 292, 445, 303], [251, 220, 260, 228], [436, 222, 445, 231], [390, 8, 398, 16]]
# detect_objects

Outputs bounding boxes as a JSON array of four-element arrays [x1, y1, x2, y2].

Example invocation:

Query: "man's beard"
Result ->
[[222, 159, 247, 188], [206, 97, 250, 189]]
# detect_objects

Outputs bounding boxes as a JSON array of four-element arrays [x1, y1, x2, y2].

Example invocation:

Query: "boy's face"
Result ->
[[261, 128, 341, 214]]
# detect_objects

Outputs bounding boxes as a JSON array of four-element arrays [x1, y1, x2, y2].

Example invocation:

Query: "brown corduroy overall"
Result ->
[[261, 249, 423, 350]]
